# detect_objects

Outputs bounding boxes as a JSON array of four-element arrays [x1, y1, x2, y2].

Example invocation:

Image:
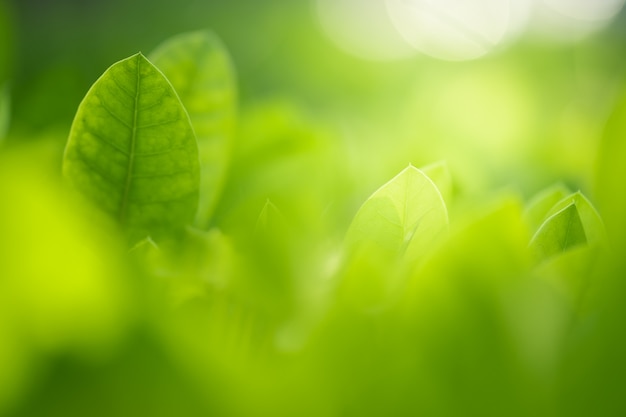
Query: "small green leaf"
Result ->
[[345, 164, 448, 264], [150, 30, 236, 229], [546, 191, 607, 247], [529, 202, 587, 262], [63, 53, 199, 241], [0, 83, 9, 143], [524, 183, 570, 233], [255, 199, 284, 234]]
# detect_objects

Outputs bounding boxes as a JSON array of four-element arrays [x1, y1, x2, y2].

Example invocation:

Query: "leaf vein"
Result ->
[[97, 97, 133, 130], [86, 130, 129, 156], [137, 118, 180, 129]]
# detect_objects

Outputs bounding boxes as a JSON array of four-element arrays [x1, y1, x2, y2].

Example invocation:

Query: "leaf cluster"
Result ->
[[1, 28, 625, 417]]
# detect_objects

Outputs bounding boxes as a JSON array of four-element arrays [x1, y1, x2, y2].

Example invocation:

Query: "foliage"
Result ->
[[2, 9, 626, 417]]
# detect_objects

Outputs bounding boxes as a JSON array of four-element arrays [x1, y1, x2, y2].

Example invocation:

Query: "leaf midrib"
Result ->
[[119, 54, 140, 224]]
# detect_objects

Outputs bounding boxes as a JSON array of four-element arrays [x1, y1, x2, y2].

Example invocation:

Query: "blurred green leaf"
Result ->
[[150, 30, 236, 229], [546, 191, 606, 247], [337, 165, 447, 310], [534, 245, 598, 310], [594, 84, 626, 248], [255, 199, 284, 233], [530, 202, 586, 262], [420, 160, 453, 204], [397, 197, 555, 417], [0, 83, 8, 143], [63, 53, 200, 242], [214, 99, 346, 236], [524, 183, 571, 234], [0, 149, 133, 414], [345, 164, 448, 264]]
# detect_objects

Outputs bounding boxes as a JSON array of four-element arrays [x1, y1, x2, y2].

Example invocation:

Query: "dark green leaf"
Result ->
[[63, 53, 200, 241]]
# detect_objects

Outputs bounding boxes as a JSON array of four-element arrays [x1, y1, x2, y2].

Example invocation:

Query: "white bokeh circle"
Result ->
[[315, 0, 416, 61], [385, 0, 518, 61]]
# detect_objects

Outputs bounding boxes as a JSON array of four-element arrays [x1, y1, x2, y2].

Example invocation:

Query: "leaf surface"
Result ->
[[63, 53, 199, 241], [524, 183, 570, 234], [530, 202, 586, 261], [150, 30, 236, 229], [345, 165, 448, 264], [420, 160, 452, 203], [546, 191, 606, 247]]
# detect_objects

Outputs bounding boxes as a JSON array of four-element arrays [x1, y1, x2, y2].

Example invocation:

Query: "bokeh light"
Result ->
[[314, 0, 415, 60]]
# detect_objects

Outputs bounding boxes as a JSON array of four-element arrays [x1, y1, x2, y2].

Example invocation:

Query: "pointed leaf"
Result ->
[[420, 160, 452, 204], [255, 199, 285, 234], [150, 30, 236, 229], [530, 202, 586, 262], [524, 183, 570, 234], [345, 165, 448, 264], [63, 53, 199, 241], [546, 191, 607, 247]]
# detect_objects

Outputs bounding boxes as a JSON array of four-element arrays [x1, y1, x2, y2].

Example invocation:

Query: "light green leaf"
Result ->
[[150, 30, 236, 229], [595, 85, 626, 248], [529, 202, 586, 262], [524, 183, 570, 233], [345, 164, 448, 264], [0, 83, 9, 143], [546, 191, 607, 247], [420, 160, 452, 204], [63, 53, 199, 241]]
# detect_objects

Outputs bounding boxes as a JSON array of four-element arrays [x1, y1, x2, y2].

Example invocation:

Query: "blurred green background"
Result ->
[[5, 0, 626, 195], [2, 0, 626, 416]]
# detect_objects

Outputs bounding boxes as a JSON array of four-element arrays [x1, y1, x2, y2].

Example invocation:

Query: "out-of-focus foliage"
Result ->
[[150, 30, 237, 229], [0, 83, 9, 142], [2, 0, 626, 416]]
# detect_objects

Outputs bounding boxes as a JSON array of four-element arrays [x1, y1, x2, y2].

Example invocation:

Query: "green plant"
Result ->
[[1, 26, 625, 417]]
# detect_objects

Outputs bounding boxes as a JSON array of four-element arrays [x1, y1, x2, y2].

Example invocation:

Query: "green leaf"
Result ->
[[420, 160, 452, 204], [546, 191, 607, 247], [255, 199, 284, 233], [529, 202, 587, 262], [595, 85, 626, 248], [150, 30, 236, 229], [63, 53, 200, 241], [524, 183, 570, 233], [0, 83, 9, 143], [345, 164, 448, 264]]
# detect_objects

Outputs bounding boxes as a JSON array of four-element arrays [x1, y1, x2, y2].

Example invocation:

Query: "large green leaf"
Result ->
[[529, 202, 586, 262], [63, 53, 199, 241], [345, 164, 448, 264], [150, 30, 236, 229]]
